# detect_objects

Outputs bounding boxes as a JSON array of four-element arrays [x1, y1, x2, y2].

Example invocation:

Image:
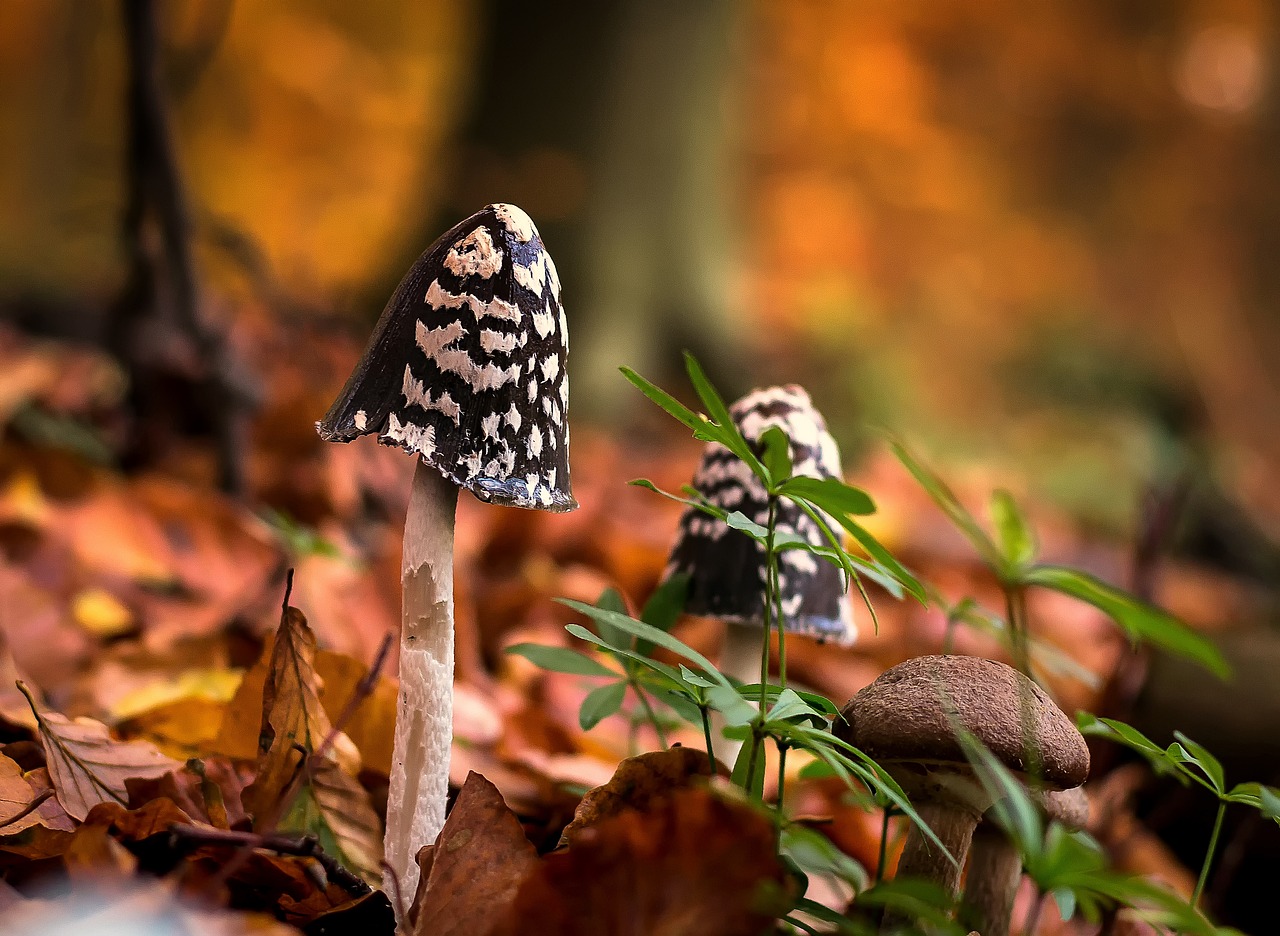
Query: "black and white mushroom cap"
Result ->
[[317, 203, 575, 512], [664, 385, 856, 645]]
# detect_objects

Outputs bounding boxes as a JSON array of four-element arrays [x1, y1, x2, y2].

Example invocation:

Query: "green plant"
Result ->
[[508, 355, 1250, 934], [893, 443, 1229, 680], [1078, 713, 1280, 908]]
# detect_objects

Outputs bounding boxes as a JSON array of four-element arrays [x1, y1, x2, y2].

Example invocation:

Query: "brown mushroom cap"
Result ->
[[836, 655, 1089, 790]]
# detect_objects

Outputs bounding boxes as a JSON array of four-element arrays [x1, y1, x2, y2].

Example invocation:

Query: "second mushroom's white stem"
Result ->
[[384, 458, 458, 921], [714, 622, 766, 766]]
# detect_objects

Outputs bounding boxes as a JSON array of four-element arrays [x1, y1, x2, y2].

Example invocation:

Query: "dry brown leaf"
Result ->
[[242, 605, 351, 821], [558, 746, 715, 847], [408, 771, 539, 936], [125, 758, 249, 830], [0, 767, 76, 857], [63, 822, 138, 883], [19, 682, 182, 822], [240, 601, 382, 882], [490, 788, 787, 936], [0, 753, 41, 832]]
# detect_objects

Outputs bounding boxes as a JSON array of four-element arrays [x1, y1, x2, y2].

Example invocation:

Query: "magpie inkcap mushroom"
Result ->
[[317, 203, 574, 923], [319, 202, 575, 512]]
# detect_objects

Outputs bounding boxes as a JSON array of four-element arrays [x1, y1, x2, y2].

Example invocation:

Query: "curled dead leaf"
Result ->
[[491, 788, 786, 936], [558, 746, 715, 848], [409, 771, 539, 936]]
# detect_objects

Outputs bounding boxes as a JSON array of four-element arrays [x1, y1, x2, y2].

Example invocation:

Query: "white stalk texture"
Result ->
[[713, 622, 765, 766], [384, 458, 458, 924]]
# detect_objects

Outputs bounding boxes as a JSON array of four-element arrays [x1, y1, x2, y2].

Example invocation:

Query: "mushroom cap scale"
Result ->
[[317, 203, 575, 512], [837, 654, 1089, 790], [664, 385, 855, 645]]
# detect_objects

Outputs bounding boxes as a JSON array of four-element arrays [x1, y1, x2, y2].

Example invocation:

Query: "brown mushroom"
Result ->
[[961, 786, 1090, 936], [835, 655, 1089, 925]]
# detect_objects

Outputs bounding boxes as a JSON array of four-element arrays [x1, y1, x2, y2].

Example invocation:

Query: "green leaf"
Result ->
[[825, 510, 927, 603], [765, 688, 827, 725], [505, 643, 617, 678], [579, 681, 627, 730], [731, 735, 767, 797], [682, 352, 772, 484], [954, 727, 1044, 862], [781, 823, 869, 890], [990, 489, 1037, 569], [778, 475, 876, 517], [854, 879, 961, 930], [739, 684, 841, 718], [1024, 566, 1229, 679], [1171, 732, 1225, 795], [640, 573, 689, 634], [678, 664, 718, 689], [558, 599, 731, 687], [619, 366, 711, 437], [593, 588, 631, 650], [565, 624, 686, 694], [707, 684, 759, 727], [760, 426, 793, 485], [890, 441, 1002, 568], [1051, 885, 1078, 922]]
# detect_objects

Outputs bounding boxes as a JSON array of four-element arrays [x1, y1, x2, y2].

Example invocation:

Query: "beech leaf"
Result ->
[[18, 682, 181, 822], [559, 747, 715, 847], [491, 788, 786, 936], [281, 757, 383, 883], [409, 771, 539, 936]]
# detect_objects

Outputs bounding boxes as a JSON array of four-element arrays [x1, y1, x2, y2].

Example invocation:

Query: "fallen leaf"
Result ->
[[0, 753, 40, 831], [558, 746, 715, 847], [490, 788, 787, 936], [64, 822, 139, 882], [19, 682, 182, 822], [0, 767, 76, 857], [125, 758, 249, 830], [409, 771, 539, 936], [315, 648, 398, 776], [82, 797, 195, 841], [70, 587, 135, 638], [280, 757, 383, 884], [242, 605, 358, 823]]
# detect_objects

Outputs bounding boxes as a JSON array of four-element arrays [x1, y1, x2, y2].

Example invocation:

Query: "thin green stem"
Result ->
[[876, 807, 895, 882], [700, 705, 716, 774], [1193, 801, 1227, 908], [1004, 585, 1031, 677], [630, 677, 668, 750], [760, 497, 779, 708]]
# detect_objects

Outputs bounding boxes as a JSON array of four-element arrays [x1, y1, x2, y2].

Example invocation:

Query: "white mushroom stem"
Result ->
[[384, 458, 458, 923], [714, 622, 767, 765]]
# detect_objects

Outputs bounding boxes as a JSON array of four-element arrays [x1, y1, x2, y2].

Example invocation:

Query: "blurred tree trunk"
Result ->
[[446, 0, 749, 417]]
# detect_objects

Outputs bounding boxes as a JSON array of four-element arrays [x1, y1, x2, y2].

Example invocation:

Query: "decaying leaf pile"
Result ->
[[0, 320, 1259, 933]]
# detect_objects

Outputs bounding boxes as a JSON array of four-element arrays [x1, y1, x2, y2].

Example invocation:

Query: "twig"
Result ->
[[169, 824, 371, 897], [111, 0, 253, 494], [311, 629, 395, 768]]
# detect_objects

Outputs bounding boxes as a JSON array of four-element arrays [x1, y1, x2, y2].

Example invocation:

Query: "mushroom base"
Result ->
[[384, 459, 458, 922], [883, 800, 979, 931], [959, 822, 1022, 936]]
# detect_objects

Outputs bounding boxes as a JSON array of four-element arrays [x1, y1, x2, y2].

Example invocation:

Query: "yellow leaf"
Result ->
[[110, 668, 244, 722], [71, 588, 134, 637]]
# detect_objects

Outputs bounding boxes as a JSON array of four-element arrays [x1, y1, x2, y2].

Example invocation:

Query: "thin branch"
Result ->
[[169, 823, 371, 897]]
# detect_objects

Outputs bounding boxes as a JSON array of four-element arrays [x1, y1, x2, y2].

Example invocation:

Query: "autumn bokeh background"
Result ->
[[3, 2, 1280, 931]]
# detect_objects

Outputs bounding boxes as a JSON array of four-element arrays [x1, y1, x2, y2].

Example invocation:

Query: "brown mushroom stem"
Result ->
[[713, 622, 764, 763], [894, 800, 979, 896], [384, 458, 458, 918], [959, 823, 1022, 936]]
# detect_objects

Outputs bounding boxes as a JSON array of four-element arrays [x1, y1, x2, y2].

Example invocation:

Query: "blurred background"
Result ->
[[2, 1, 1280, 930]]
